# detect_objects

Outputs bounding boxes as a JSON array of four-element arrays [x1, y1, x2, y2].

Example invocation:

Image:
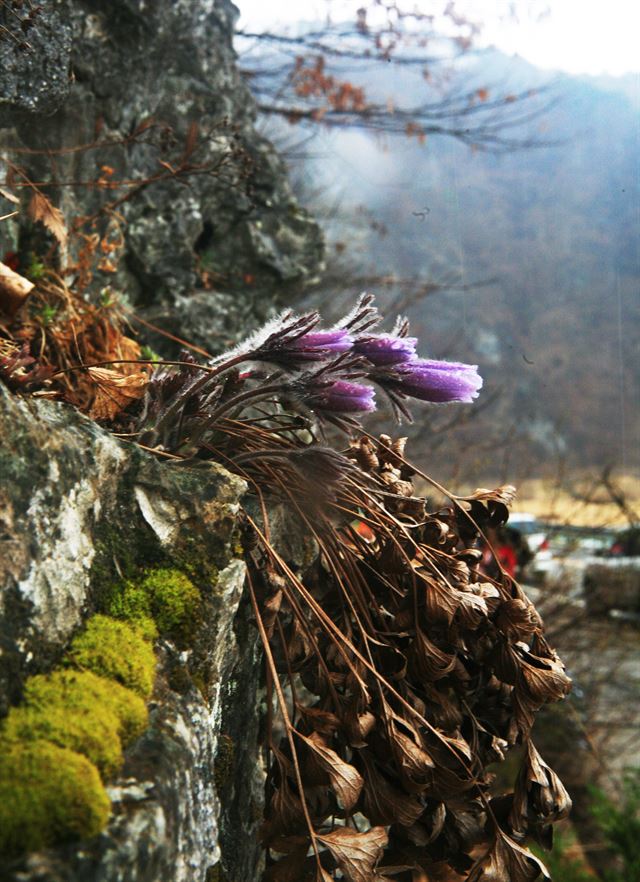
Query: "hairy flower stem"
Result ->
[[204, 382, 284, 426], [147, 353, 251, 442]]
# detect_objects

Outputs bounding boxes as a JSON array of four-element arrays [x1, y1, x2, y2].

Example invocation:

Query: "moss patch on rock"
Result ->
[[64, 614, 156, 697], [0, 741, 110, 857], [4, 691, 121, 779], [2, 670, 148, 778], [0, 566, 204, 860], [107, 567, 202, 641], [140, 568, 201, 636], [105, 580, 158, 640], [0, 613, 156, 859]]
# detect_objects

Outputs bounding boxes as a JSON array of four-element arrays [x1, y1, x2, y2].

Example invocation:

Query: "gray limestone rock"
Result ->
[[0, 2, 324, 877], [0, 1, 73, 114], [0, 0, 324, 353], [0, 385, 262, 881]]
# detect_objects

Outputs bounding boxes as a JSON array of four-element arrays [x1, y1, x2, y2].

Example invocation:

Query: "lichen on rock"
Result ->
[[0, 380, 261, 879]]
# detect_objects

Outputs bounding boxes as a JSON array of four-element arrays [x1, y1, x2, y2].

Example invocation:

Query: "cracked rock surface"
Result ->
[[0, 2, 324, 878], [0, 386, 262, 882], [0, 0, 324, 355]]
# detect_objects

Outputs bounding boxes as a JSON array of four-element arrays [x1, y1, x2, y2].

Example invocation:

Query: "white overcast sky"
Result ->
[[237, 0, 640, 77]]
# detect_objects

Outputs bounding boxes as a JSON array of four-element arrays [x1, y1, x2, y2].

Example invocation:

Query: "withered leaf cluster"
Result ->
[[0, 272, 149, 418], [246, 434, 571, 882], [0, 340, 55, 392], [0, 286, 572, 878]]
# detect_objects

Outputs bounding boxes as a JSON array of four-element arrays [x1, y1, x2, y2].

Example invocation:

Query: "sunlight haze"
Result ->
[[237, 0, 640, 77]]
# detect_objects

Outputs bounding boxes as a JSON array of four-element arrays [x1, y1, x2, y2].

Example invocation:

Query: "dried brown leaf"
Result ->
[[467, 830, 549, 882], [28, 189, 68, 248], [457, 485, 516, 534], [410, 630, 457, 682], [299, 732, 364, 811], [419, 573, 457, 625], [317, 826, 388, 882], [262, 587, 284, 639], [388, 722, 434, 792], [0, 343, 55, 392], [261, 764, 307, 844], [343, 708, 376, 748], [360, 750, 425, 827], [406, 801, 446, 847], [515, 645, 572, 705], [298, 706, 341, 738], [87, 366, 149, 420], [496, 597, 542, 641], [510, 740, 571, 837], [454, 588, 489, 630]]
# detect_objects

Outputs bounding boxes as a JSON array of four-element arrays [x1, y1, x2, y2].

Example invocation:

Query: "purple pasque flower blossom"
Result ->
[[376, 358, 483, 404], [354, 333, 418, 366], [286, 328, 354, 362], [306, 378, 376, 414], [238, 311, 354, 368]]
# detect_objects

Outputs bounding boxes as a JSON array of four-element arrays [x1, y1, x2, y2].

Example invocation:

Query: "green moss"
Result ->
[[139, 568, 201, 637], [26, 670, 147, 745], [106, 580, 158, 641], [2, 670, 147, 778], [214, 734, 235, 793], [106, 568, 202, 642], [0, 741, 110, 856], [65, 615, 156, 697]]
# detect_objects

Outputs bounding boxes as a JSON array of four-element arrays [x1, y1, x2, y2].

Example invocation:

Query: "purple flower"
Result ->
[[306, 379, 376, 414], [354, 334, 418, 366], [248, 317, 353, 368], [287, 329, 354, 361], [379, 358, 483, 404]]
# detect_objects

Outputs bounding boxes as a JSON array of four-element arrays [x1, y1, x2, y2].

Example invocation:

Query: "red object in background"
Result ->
[[2, 252, 20, 272], [497, 543, 518, 578]]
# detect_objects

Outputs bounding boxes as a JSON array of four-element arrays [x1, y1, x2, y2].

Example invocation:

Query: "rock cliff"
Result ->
[[0, 385, 262, 881], [0, 0, 324, 351], [0, 1, 323, 879]]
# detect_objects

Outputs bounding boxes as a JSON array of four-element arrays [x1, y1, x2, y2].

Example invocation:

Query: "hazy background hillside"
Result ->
[[263, 51, 639, 486]]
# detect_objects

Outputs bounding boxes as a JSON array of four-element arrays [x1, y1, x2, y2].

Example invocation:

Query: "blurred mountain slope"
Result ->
[[283, 50, 639, 480]]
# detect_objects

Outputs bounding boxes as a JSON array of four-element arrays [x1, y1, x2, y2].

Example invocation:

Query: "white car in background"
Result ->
[[508, 513, 555, 581], [508, 513, 549, 554]]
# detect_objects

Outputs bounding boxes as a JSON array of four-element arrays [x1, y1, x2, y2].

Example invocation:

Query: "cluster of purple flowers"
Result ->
[[137, 294, 483, 450], [236, 294, 482, 421]]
